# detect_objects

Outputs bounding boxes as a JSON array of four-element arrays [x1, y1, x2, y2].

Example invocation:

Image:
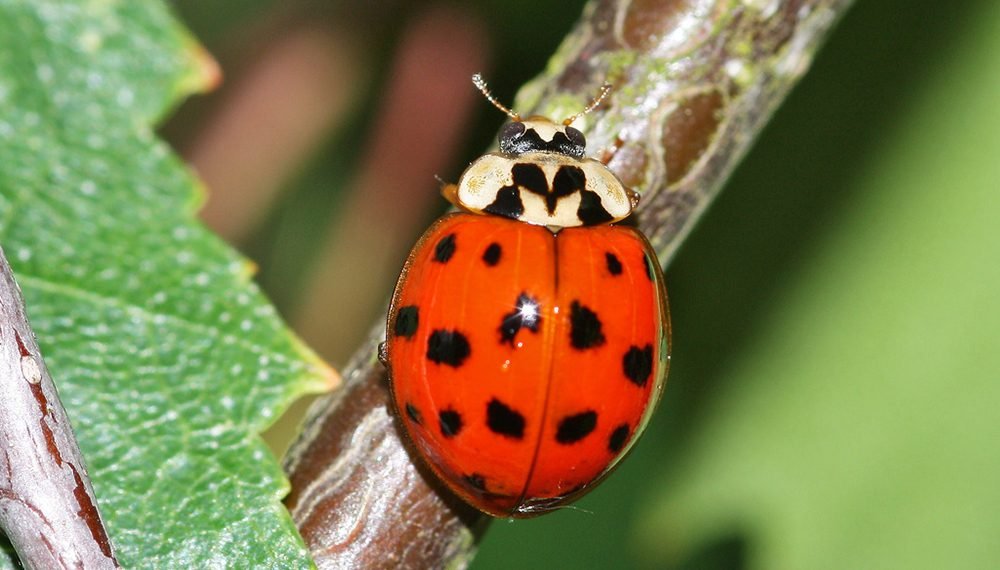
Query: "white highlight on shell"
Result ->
[[518, 301, 539, 325]]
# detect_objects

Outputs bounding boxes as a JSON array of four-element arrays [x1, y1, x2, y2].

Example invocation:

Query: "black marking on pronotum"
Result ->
[[405, 403, 423, 425], [499, 293, 541, 345], [439, 409, 463, 437], [484, 186, 525, 219], [434, 233, 457, 263], [463, 473, 487, 492], [569, 301, 606, 349], [487, 398, 525, 439], [623, 344, 654, 387], [393, 305, 419, 338], [511, 163, 548, 195], [577, 190, 613, 225], [605, 252, 623, 276], [426, 329, 471, 367], [539, 165, 586, 214], [608, 423, 630, 453], [555, 410, 598, 444], [482, 242, 502, 266]]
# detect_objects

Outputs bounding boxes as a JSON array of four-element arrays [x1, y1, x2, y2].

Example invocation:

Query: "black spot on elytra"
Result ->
[[577, 190, 613, 225], [434, 233, 457, 263], [426, 329, 471, 367], [464, 473, 487, 492], [605, 252, 623, 275], [404, 403, 422, 425], [556, 410, 598, 444], [643, 254, 654, 281], [439, 409, 463, 437], [608, 423, 630, 453], [623, 344, 654, 387], [487, 398, 525, 439], [484, 186, 525, 219], [393, 305, 419, 338], [499, 293, 541, 345], [569, 301, 606, 349], [482, 242, 502, 266]]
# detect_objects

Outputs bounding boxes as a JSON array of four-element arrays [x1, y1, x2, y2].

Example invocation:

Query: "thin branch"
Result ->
[[283, 0, 853, 567], [0, 246, 119, 569]]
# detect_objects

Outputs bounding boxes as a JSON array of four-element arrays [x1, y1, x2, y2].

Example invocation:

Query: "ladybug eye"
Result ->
[[499, 121, 525, 147], [558, 126, 586, 158], [564, 126, 586, 149]]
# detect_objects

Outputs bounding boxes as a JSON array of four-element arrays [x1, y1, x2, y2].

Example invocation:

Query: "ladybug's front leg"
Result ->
[[377, 342, 389, 367], [440, 182, 481, 214], [440, 183, 460, 207]]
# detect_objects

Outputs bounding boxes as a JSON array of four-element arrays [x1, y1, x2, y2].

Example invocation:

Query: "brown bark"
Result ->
[[0, 246, 119, 569]]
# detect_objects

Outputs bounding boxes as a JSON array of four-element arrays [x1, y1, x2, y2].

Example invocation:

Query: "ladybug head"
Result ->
[[457, 75, 633, 228], [498, 119, 586, 158], [472, 74, 611, 160]]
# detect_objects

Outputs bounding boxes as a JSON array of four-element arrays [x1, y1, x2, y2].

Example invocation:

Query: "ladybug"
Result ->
[[384, 75, 670, 518]]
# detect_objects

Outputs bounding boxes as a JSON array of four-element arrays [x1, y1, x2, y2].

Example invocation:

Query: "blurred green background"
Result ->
[[165, 0, 1000, 568]]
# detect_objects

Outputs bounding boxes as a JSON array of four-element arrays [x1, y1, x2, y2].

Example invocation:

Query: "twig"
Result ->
[[0, 246, 119, 569], [283, 0, 853, 567]]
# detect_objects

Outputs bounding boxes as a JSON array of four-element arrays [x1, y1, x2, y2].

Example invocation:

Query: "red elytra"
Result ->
[[386, 213, 670, 517]]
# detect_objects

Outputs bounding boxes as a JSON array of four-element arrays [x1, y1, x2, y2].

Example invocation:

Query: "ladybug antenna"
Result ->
[[563, 82, 612, 126], [472, 74, 520, 121]]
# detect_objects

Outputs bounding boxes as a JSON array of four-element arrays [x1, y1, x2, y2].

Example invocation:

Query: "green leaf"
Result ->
[[0, 1, 330, 567]]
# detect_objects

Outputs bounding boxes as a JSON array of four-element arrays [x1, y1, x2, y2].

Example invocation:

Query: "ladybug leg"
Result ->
[[440, 182, 460, 207], [377, 341, 389, 367], [625, 186, 640, 209], [440, 182, 479, 214]]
